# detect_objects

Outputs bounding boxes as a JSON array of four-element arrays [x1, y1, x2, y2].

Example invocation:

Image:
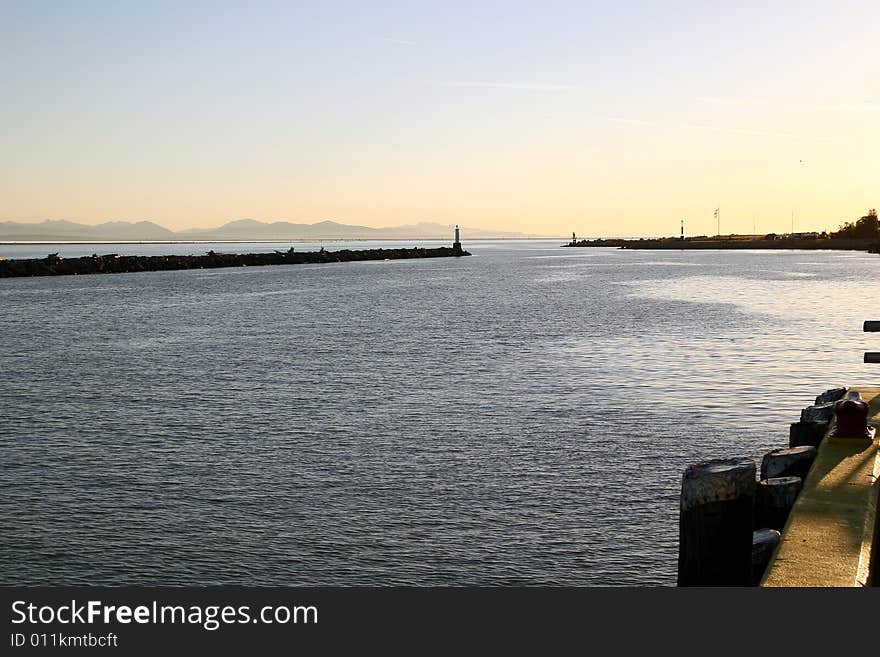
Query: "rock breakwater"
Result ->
[[0, 246, 470, 278]]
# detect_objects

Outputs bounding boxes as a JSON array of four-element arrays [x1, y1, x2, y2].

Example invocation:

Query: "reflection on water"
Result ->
[[1, 242, 879, 585]]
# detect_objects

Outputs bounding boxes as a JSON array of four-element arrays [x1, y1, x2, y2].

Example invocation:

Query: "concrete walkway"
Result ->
[[762, 387, 880, 586]]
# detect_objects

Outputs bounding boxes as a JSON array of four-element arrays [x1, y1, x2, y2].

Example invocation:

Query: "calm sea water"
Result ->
[[2, 240, 879, 585]]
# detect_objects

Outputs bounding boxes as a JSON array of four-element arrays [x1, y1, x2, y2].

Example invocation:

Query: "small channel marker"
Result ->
[[864, 320, 880, 363]]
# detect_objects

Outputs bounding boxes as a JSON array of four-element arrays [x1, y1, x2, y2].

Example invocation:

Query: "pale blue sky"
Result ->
[[2, 1, 877, 235]]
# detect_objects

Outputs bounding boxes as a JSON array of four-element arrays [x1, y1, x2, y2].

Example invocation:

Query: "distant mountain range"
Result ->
[[0, 219, 534, 241]]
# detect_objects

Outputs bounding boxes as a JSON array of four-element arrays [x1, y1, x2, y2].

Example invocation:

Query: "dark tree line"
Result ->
[[833, 209, 879, 239]]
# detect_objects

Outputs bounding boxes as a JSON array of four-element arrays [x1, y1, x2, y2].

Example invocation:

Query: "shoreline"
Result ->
[[0, 245, 470, 278], [564, 237, 880, 251]]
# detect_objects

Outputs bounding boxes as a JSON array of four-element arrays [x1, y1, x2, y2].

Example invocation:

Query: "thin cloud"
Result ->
[[830, 102, 880, 112], [377, 37, 417, 46], [605, 116, 829, 141], [682, 123, 809, 140], [605, 117, 654, 126], [696, 96, 880, 113], [695, 96, 759, 107], [435, 80, 575, 92]]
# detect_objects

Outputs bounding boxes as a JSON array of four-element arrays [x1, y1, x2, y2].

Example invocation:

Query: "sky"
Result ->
[[1, 1, 878, 237]]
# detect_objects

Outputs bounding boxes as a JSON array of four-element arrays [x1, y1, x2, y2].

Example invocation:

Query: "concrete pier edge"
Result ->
[[760, 387, 880, 586], [678, 385, 880, 586]]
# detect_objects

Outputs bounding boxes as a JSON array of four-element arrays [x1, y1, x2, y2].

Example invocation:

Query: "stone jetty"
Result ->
[[0, 245, 470, 278]]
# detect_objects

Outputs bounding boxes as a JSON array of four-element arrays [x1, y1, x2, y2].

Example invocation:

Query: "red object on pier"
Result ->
[[832, 391, 874, 439]]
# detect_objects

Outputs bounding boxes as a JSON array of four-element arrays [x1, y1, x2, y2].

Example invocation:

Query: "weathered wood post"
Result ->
[[814, 387, 846, 405], [760, 445, 817, 480], [755, 476, 802, 530], [789, 421, 827, 448], [800, 402, 835, 424], [751, 529, 781, 586], [678, 457, 756, 586], [788, 395, 840, 447]]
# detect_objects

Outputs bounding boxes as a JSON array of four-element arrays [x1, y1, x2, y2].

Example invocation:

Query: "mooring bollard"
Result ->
[[751, 528, 781, 586], [678, 457, 756, 586], [832, 390, 874, 439], [755, 476, 803, 530], [760, 445, 817, 480]]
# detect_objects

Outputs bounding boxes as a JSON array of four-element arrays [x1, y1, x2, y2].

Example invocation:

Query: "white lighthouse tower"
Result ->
[[453, 225, 462, 254]]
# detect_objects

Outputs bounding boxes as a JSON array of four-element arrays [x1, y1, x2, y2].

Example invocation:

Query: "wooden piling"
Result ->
[[760, 445, 817, 480], [755, 476, 803, 530], [751, 529, 781, 586], [678, 457, 756, 586], [789, 421, 828, 448], [814, 387, 846, 405], [799, 403, 835, 424]]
